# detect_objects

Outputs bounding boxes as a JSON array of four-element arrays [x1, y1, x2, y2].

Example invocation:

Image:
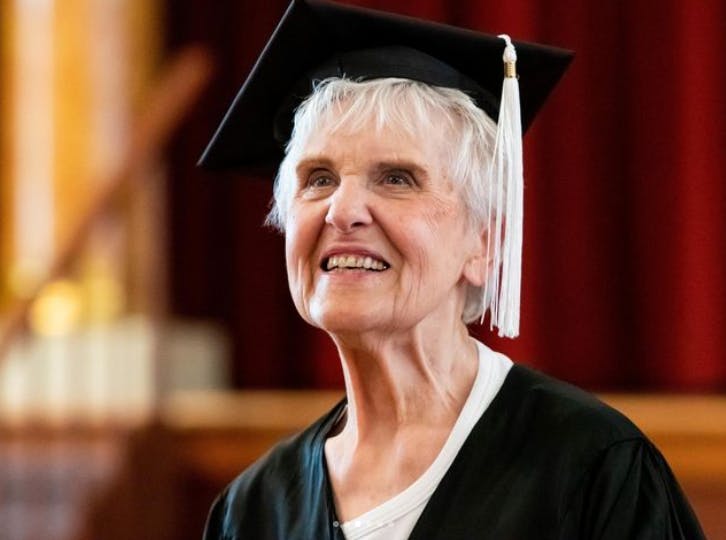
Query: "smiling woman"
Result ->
[[198, 1, 705, 539], [282, 79, 503, 326], [282, 81, 487, 335]]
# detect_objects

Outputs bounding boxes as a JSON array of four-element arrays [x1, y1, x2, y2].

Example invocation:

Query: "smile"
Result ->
[[322, 254, 390, 272]]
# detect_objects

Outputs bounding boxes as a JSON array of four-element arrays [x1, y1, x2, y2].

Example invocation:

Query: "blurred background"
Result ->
[[0, 0, 724, 538]]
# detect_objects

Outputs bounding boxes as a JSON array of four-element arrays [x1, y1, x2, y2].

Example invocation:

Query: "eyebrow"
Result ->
[[295, 156, 334, 174]]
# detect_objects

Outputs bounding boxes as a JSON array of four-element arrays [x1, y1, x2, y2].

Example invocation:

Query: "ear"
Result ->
[[461, 227, 490, 287]]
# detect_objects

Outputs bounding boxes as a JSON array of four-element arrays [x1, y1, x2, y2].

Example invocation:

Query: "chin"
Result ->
[[308, 303, 390, 335]]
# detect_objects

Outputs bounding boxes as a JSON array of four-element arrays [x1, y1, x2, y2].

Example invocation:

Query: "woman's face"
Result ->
[[284, 109, 486, 335]]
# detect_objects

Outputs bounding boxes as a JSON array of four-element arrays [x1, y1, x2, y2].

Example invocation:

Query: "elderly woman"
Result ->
[[201, 1, 704, 539]]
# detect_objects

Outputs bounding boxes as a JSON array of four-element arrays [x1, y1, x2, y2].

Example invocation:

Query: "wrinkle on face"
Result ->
[[284, 104, 484, 339]]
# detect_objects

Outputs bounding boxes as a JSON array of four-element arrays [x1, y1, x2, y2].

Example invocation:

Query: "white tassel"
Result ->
[[481, 34, 523, 338]]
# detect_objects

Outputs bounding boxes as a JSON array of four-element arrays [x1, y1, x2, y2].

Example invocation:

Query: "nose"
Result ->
[[324, 178, 373, 232]]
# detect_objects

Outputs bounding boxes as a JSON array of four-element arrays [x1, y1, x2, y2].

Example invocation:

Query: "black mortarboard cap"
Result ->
[[199, 0, 573, 173]]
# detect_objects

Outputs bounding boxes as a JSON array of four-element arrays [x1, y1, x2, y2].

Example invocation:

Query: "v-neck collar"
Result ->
[[312, 356, 521, 540]]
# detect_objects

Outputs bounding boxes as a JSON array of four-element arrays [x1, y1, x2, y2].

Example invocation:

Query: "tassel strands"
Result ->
[[482, 34, 523, 338]]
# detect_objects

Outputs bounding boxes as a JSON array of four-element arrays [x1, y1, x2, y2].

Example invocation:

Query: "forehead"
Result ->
[[295, 99, 454, 167]]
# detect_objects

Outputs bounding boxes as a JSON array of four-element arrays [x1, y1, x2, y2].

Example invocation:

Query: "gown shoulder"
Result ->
[[408, 364, 706, 539], [203, 399, 346, 540]]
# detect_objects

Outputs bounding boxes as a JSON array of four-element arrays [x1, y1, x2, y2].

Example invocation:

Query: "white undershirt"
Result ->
[[339, 340, 513, 540]]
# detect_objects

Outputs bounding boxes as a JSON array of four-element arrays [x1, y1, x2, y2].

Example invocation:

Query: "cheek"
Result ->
[[284, 215, 311, 285], [404, 203, 473, 283], [394, 217, 443, 292], [421, 199, 466, 253], [418, 185, 463, 228], [284, 222, 298, 274], [395, 198, 460, 260], [283, 223, 314, 322], [285, 205, 315, 256], [284, 206, 327, 289]]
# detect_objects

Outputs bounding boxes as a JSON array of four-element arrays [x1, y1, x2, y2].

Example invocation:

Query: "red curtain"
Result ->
[[166, 0, 726, 391]]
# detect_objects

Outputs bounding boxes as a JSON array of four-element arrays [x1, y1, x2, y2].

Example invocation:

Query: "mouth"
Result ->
[[321, 254, 390, 272]]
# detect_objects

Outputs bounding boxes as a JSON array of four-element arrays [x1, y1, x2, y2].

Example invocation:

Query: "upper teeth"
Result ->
[[326, 255, 388, 271]]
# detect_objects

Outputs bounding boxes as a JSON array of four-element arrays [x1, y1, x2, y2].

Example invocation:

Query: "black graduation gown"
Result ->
[[203, 365, 705, 539]]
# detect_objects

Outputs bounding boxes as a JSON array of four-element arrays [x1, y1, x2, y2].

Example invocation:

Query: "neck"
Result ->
[[330, 317, 479, 443]]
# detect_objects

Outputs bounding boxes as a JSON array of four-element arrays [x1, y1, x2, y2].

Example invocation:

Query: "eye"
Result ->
[[381, 171, 415, 187], [305, 170, 337, 189]]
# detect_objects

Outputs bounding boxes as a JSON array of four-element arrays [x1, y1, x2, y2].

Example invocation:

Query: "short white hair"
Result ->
[[266, 77, 498, 323]]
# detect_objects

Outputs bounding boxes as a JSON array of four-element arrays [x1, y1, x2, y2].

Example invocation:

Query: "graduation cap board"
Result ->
[[198, 0, 573, 173]]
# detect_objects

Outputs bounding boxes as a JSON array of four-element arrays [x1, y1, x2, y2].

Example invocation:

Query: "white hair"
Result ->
[[266, 77, 499, 323]]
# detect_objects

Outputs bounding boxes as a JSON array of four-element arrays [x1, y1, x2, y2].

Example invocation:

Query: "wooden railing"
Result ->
[[3, 392, 723, 539]]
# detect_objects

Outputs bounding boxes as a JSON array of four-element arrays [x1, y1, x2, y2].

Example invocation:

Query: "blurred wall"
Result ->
[[0, 0, 170, 426], [0, 0, 160, 311]]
